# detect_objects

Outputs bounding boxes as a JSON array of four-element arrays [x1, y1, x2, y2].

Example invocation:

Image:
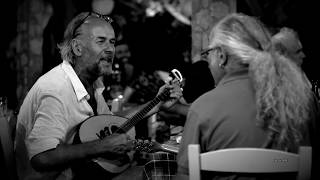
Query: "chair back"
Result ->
[[188, 144, 312, 180], [0, 116, 18, 180]]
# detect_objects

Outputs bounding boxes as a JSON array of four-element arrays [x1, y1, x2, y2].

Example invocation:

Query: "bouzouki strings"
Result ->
[[116, 89, 170, 133]]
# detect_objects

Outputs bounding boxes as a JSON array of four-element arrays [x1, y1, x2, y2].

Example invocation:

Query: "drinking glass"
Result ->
[[0, 96, 8, 117]]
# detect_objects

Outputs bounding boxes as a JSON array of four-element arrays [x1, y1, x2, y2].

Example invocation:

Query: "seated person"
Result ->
[[176, 13, 319, 179], [14, 11, 182, 180]]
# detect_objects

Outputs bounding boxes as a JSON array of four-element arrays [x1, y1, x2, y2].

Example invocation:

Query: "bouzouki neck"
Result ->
[[116, 88, 170, 133], [116, 69, 183, 134]]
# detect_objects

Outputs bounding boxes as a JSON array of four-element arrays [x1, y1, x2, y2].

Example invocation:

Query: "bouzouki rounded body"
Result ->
[[77, 69, 184, 174], [79, 114, 136, 141], [78, 114, 136, 173]]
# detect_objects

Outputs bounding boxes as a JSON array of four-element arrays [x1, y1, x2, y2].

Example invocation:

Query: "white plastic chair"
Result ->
[[188, 144, 312, 180]]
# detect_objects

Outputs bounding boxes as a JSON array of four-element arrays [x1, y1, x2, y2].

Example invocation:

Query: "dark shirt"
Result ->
[[178, 68, 269, 179], [183, 61, 215, 104], [177, 68, 318, 179]]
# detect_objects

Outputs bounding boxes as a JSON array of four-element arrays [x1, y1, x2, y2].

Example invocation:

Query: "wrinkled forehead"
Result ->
[[83, 17, 115, 38]]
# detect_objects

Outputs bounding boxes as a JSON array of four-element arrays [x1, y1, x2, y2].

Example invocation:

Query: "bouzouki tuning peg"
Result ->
[[171, 69, 183, 82]]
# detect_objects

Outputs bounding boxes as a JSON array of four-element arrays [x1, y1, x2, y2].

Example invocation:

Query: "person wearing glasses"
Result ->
[[176, 13, 319, 179], [271, 27, 306, 67], [14, 11, 182, 180], [271, 27, 320, 101]]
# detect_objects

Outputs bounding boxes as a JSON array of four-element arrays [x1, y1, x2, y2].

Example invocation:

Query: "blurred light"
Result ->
[[146, 1, 163, 17], [92, 0, 114, 15]]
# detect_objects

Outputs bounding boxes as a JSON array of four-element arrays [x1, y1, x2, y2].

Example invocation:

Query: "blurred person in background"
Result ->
[[271, 27, 319, 100], [102, 39, 135, 105], [271, 27, 305, 67]]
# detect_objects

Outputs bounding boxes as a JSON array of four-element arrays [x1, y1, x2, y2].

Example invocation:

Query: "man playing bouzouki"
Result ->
[[14, 11, 183, 180]]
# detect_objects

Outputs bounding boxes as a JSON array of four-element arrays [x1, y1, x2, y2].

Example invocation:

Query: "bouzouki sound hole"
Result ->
[[96, 125, 126, 139]]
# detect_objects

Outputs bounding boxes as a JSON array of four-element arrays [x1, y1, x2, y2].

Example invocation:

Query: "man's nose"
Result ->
[[301, 51, 306, 59], [103, 46, 115, 55]]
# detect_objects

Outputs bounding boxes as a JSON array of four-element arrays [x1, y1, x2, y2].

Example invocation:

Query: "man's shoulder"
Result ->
[[189, 89, 220, 114], [34, 65, 69, 93], [189, 85, 240, 117], [192, 88, 221, 105]]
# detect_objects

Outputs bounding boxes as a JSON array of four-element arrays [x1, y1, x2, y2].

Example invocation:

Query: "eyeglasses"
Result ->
[[201, 47, 220, 57], [73, 11, 114, 37], [200, 48, 215, 56]]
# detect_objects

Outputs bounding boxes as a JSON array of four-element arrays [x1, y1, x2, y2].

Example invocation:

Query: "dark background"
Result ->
[[237, 0, 318, 80], [0, 0, 318, 111]]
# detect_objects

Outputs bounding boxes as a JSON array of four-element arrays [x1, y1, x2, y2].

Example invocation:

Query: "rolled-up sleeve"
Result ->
[[27, 92, 67, 159]]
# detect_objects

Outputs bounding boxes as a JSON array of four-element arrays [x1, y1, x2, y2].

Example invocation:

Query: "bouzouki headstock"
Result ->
[[170, 69, 183, 83], [169, 69, 184, 88], [158, 69, 184, 101]]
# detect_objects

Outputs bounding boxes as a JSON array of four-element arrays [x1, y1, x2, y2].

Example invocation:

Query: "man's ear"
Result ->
[[71, 39, 82, 56], [216, 47, 228, 67]]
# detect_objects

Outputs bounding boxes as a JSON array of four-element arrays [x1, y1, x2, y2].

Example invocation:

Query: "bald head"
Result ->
[[68, 12, 117, 79], [76, 16, 115, 40], [58, 12, 116, 65], [272, 27, 305, 66]]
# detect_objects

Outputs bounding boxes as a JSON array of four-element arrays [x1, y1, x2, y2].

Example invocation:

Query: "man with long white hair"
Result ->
[[177, 13, 319, 179]]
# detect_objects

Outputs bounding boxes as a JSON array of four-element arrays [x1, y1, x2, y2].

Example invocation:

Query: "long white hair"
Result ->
[[210, 13, 313, 151]]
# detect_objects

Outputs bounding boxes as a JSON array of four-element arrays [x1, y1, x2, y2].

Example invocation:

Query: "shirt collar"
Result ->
[[61, 60, 90, 101], [218, 67, 250, 87]]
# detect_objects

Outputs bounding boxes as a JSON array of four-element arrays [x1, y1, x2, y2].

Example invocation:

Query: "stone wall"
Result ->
[[192, 0, 236, 62], [13, 0, 52, 107]]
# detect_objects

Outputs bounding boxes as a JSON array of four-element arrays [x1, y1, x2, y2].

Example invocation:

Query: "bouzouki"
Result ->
[[74, 69, 183, 173]]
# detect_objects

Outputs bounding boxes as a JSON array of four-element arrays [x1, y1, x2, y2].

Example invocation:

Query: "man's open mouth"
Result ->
[[100, 57, 113, 63]]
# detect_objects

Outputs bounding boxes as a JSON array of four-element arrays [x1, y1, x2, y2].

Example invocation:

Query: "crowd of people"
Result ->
[[9, 2, 319, 180]]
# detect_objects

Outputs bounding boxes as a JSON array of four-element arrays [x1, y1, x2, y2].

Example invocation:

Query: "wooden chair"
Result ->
[[188, 144, 312, 180], [0, 116, 18, 180]]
